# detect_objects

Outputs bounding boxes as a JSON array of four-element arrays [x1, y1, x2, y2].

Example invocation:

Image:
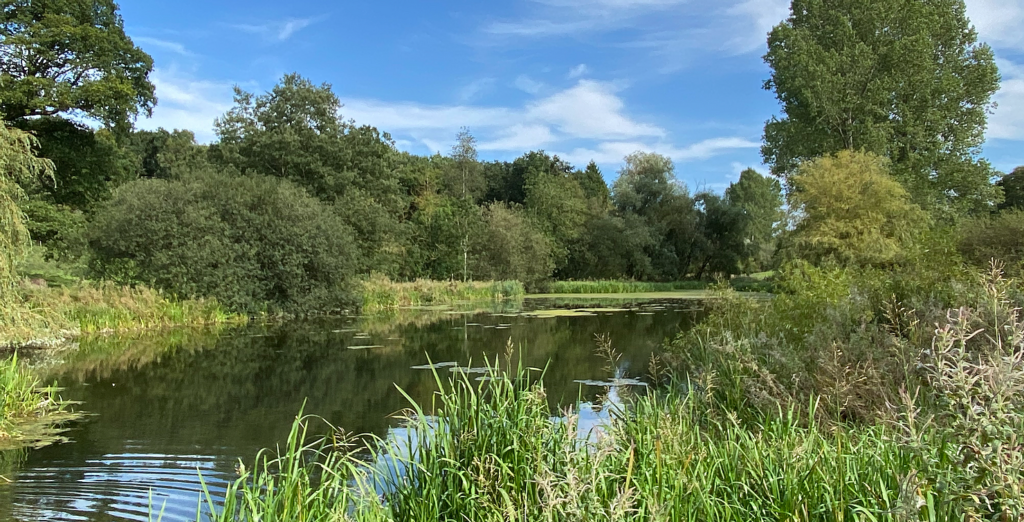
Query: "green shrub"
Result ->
[[88, 170, 360, 314], [959, 210, 1024, 279]]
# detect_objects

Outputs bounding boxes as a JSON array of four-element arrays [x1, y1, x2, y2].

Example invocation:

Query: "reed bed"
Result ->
[[198, 362, 970, 522], [360, 276, 524, 312], [1, 282, 245, 346], [549, 278, 773, 294], [0, 354, 67, 444]]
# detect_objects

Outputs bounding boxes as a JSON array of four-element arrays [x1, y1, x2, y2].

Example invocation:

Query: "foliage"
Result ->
[[763, 0, 1001, 215], [15, 117, 135, 210], [88, 169, 360, 314], [0, 0, 155, 128], [959, 211, 1024, 279], [725, 168, 784, 271], [470, 202, 554, 289], [125, 128, 210, 180], [788, 151, 928, 267], [18, 199, 87, 261], [0, 354, 68, 446], [998, 166, 1024, 212], [691, 192, 748, 279], [360, 275, 524, 312]]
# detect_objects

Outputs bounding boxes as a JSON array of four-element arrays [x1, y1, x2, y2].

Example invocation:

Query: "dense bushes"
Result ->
[[959, 210, 1024, 279], [88, 170, 359, 314]]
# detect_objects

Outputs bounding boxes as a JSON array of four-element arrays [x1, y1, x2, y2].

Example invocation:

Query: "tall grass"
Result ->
[[198, 360, 973, 522], [0, 354, 68, 445], [1, 281, 245, 346], [548, 278, 773, 294], [360, 275, 524, 312]]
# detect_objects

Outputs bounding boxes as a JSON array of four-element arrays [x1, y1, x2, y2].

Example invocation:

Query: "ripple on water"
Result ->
[[6, 450, 233, 522]]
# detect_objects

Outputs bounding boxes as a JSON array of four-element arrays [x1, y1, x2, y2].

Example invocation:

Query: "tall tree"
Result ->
[[0, 0, 155, 128], [448, 128, 481, 281], [998, 167, 1024, 212], [726, 168, 784, 271], [763, 0, 1001, 215]]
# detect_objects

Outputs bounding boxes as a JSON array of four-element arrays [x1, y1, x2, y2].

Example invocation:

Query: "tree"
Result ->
[[725, 168, 784, 271], [125, 129, 209, 180], [525, 171, 590, 275], [788, 150, 928, 267], [213, 74, 407, 274], [763, 0, 1001, 215], [471, 203, 554, 289], [0, 0, 155, 128], [88, 169, 360, 314], [16, 117, 134, 209], [692, 192, 748, 279], [448, 128, 482, 281], [958, 211, 1024, 278], [998, 167, 1024, 212], [0, 122, 53, 304], [573, 161, 611, 208]]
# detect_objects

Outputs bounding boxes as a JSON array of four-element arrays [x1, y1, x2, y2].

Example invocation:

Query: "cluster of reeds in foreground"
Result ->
[[197, 263, 1024, 522], [0, 354, 68, 446], [1, 281, 245, 346], [360, 275, 525, 312]]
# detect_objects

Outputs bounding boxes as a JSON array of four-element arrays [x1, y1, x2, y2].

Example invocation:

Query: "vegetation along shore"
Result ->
[[2, 0, 1024, 520]]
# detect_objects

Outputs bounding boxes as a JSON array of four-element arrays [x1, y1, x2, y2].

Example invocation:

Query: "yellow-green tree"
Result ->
[[789, 150, 926, 267]]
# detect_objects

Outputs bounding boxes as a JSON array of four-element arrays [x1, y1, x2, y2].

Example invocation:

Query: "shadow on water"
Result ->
[[2, 300, 703, 521]]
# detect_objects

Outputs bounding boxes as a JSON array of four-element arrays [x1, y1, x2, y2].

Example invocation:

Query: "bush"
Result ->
[[959, 210, 1024, 279], [88, 170, 360, 314], [470, 202, 554, 290]]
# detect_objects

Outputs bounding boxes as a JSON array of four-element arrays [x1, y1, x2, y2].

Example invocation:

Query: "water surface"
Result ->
[[1, 300, 700, 521]]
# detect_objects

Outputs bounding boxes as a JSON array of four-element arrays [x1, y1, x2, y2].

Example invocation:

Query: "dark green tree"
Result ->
[[998, 167, 1024, 212], [125, 129, 209, 180], [692, 193, 748, 279], [763, 0, 1001, 215], [725, 168, 784, 271], [0, 0, 155, 128], [88, 169, 359, 314], [470, 202, 553, 289], [573, 161, 611, 207]]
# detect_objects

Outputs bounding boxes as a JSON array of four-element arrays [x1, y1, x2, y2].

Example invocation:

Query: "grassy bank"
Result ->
[[361, 276, 525, 312], [199, 262, 1024, 521], [200, 362, 976, 522], [548, 276, 773, 295], [1, 282, 246, 347]]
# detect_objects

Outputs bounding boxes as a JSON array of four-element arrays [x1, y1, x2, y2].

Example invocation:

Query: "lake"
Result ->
[[0, 299, 703, 521]]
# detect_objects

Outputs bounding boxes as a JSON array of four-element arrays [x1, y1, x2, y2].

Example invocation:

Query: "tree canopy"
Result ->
[[998, 167, 1024, 212], [0, 0, 155, 128], [763, 0, 1000, 215], [0, 122, 53, 301], [788, 150, 927, 267]]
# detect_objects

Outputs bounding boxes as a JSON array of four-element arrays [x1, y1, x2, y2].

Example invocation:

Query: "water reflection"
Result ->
[[2, 301, 701, 521]]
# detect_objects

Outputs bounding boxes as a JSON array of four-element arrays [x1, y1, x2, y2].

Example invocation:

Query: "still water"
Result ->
[[0, 299, 702, 521]]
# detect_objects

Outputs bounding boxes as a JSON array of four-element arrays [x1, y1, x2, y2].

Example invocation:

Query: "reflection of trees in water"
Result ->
[[37, 307, 700, 458]]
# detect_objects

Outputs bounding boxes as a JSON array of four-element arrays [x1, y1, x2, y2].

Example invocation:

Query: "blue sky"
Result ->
[[120, 0, 1024, 192]]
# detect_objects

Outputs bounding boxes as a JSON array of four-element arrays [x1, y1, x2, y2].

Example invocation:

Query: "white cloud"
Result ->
[[514, 75, 545, 94], [458, 78, 495, 102], [343, 80, 662, 147], [478, 124, 557, 151], [233, 17, 319, 42], [966, 0, 1024, 51], [525, 80, 663, 139], [558, 137, 759, 165], [723, 0, 789, 54], [137, 69, 236, 143], [133, 37, 193, 56], [989, 61, 1024, 141], [568, 64, 589, 78]]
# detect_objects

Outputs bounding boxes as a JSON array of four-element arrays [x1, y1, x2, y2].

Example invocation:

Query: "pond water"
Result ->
[[0, 299, 702, 522]]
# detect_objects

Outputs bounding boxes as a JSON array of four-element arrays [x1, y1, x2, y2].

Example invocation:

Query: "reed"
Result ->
[[0, 354, 67, 445], [1, 282, 246, 346], [360, 275, 525, 312]]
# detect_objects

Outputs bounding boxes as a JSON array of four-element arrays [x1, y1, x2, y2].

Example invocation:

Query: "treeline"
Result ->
[[12, 73, 786, 313], [3, 0, 1024, 317]]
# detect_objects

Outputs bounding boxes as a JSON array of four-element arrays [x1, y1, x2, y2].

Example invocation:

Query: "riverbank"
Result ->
[[360, 276, 525, 312], [198, 263, 1024, 521], [0, 281, 246, 349], [0, 355, 76, 451]]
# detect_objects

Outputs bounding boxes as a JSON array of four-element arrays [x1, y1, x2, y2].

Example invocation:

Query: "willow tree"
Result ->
[[763, 0, 1000, 216], [1, 123, 53, 309]]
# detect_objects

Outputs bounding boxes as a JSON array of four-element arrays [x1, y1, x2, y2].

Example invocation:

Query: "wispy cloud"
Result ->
[[966, 0, 1024, 52], [514, 75, 545, 94], [137, 68, 236, 142], [134, 36, 193, 56], [232, 17, 320, 42], [567, 64, 589, 78], [341, 79, 753, 168], [458, 78, 495, 102]]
